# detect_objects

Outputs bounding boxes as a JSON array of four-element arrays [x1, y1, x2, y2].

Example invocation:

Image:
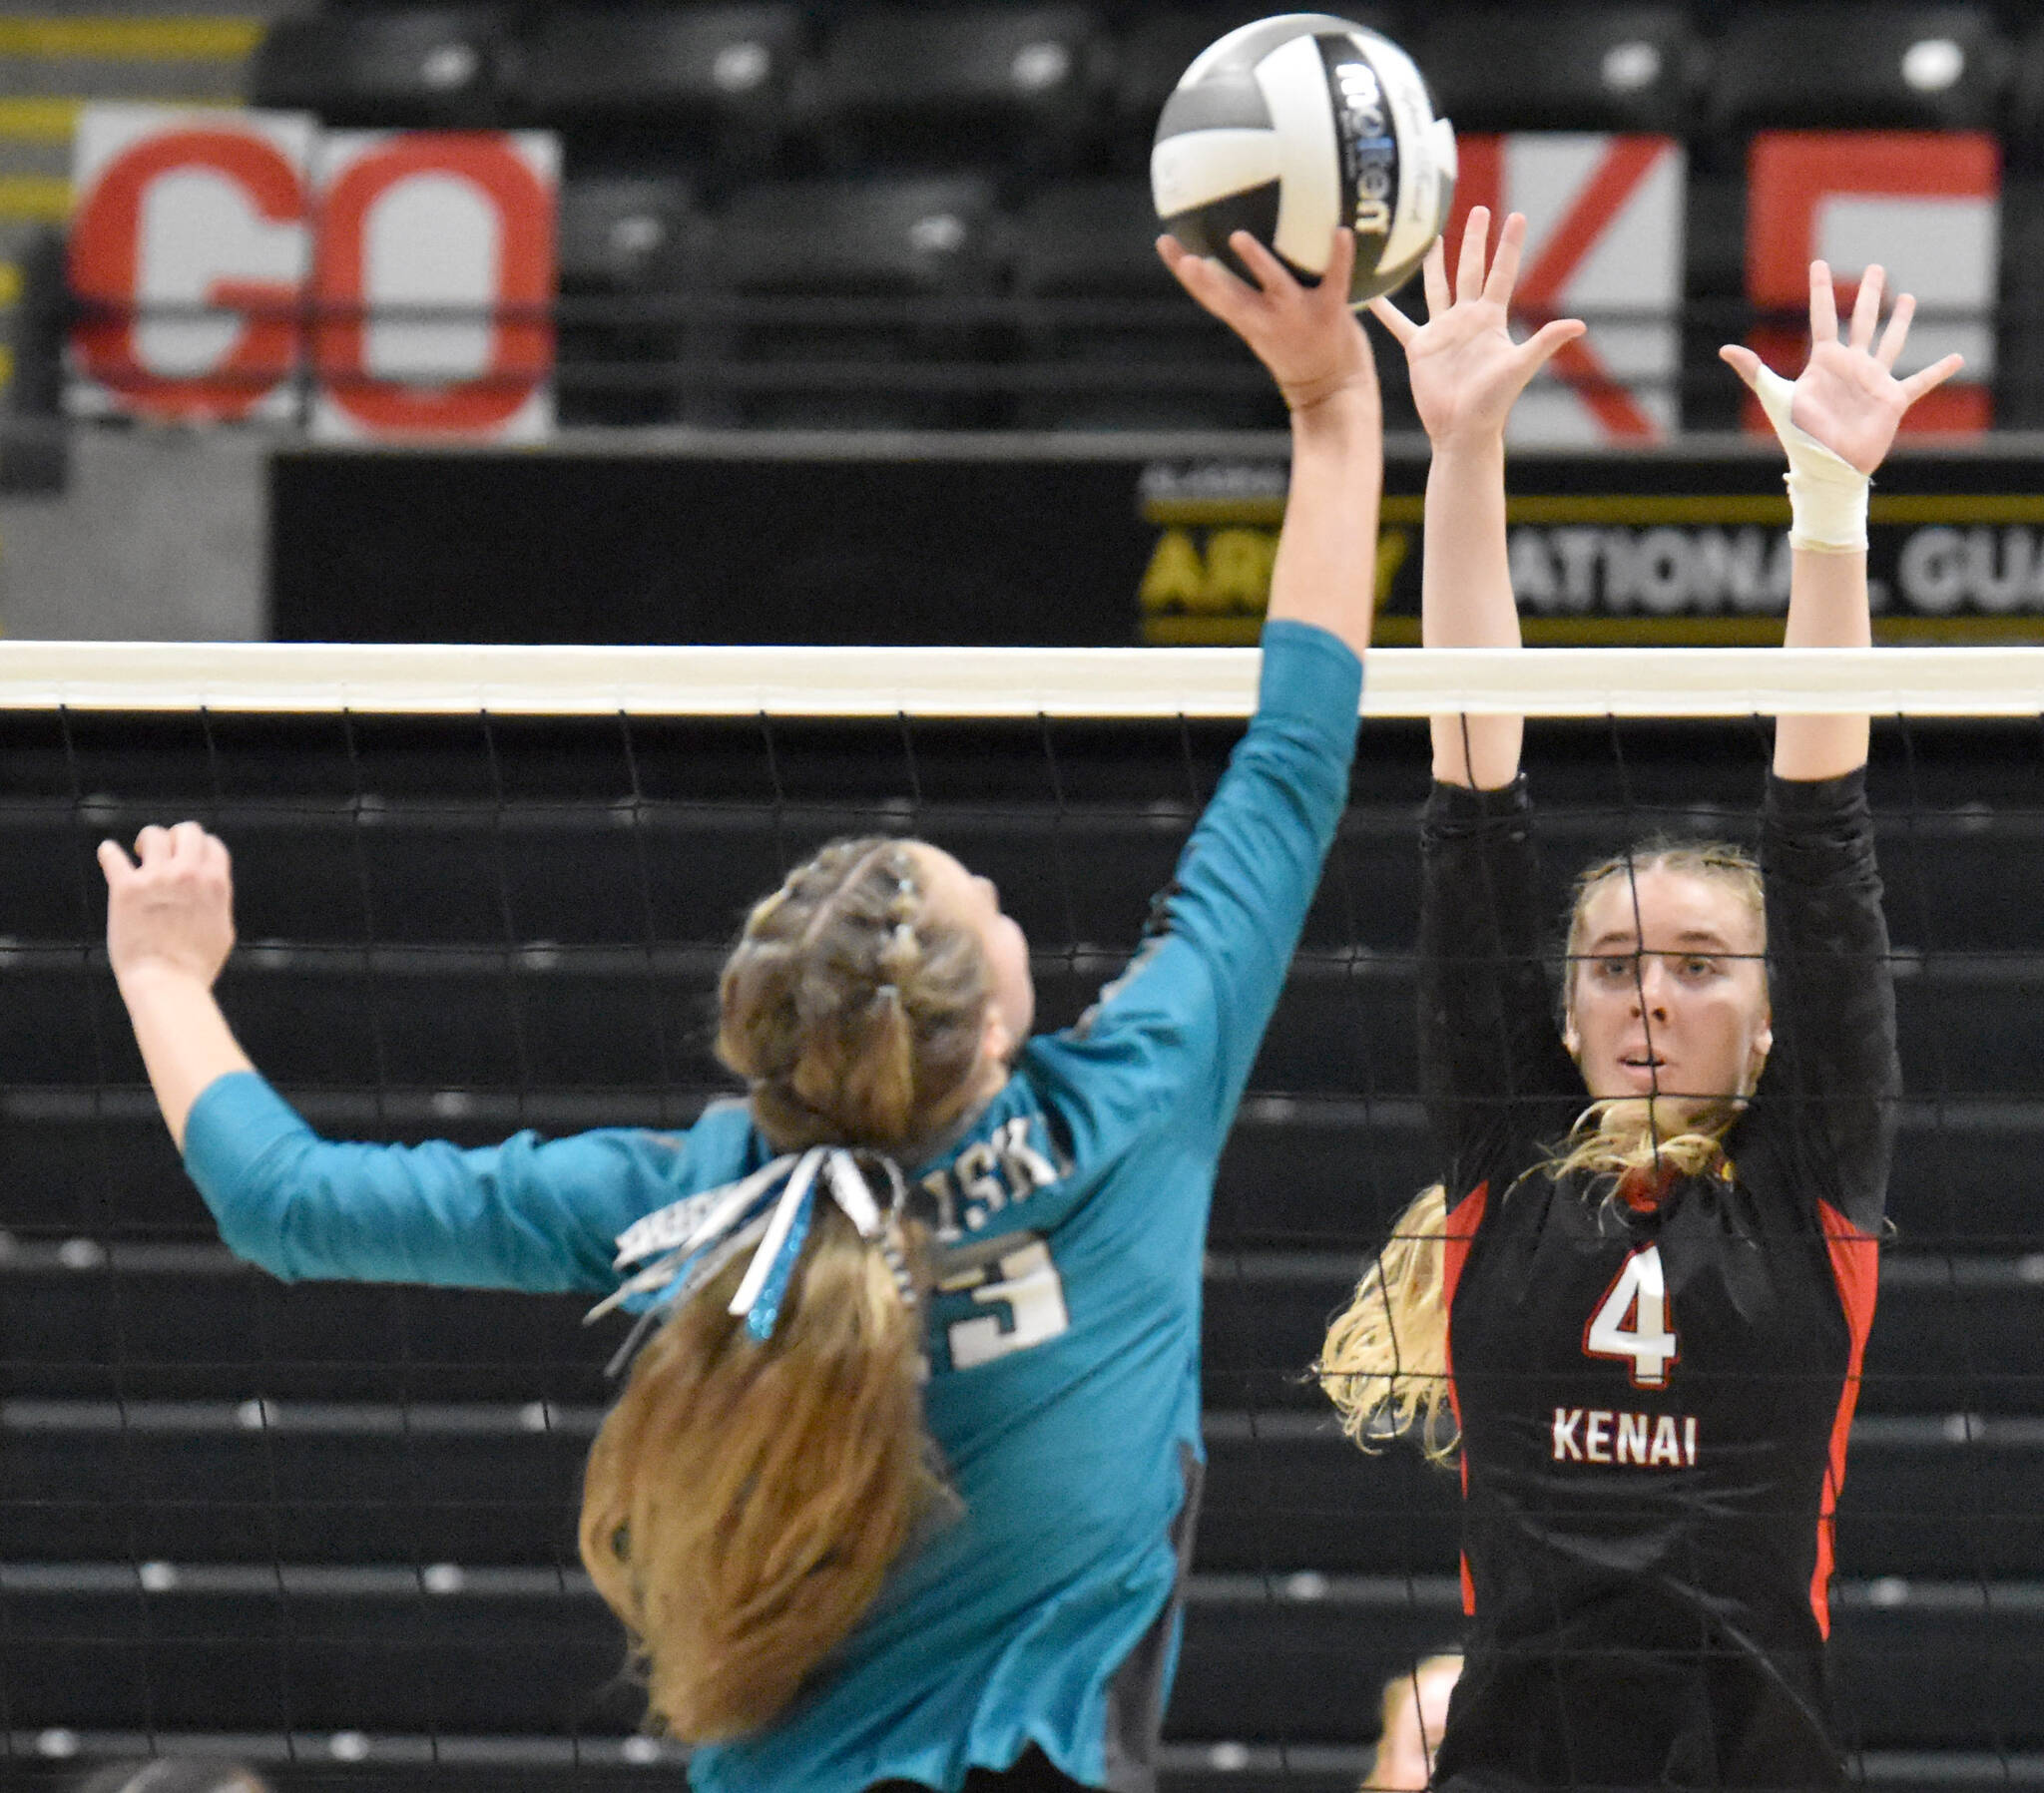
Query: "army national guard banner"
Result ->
[[270, 444, 2044, 647]]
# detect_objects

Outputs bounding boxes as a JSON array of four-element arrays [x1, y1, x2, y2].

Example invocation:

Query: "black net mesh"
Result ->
[[1, 702, 2040, 1793]]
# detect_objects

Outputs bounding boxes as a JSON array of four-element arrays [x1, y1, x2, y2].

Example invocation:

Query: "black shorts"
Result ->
[[864, 1745, 1097, 1793]]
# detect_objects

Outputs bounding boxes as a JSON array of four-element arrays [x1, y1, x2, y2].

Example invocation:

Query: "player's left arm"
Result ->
[[1720, 262, 1945, 1228], [99, 822, 253, 1150], [101, 821, 653, 1288], [1721, 258, 1962, 779]]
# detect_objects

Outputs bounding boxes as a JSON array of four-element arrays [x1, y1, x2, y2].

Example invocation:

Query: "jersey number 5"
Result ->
[[1584, 1245, 1679, 1388], [944, 1237, 1072, 1370]]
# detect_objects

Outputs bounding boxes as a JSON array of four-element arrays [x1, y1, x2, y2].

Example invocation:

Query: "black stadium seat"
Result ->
[[2000, 19, 2044, 166], [687, 176, 1007, 427], [512, 3, 805, 170], [555, 175, 698, 294], [5, 705, 2044, 1782], [805, 4, 1110, 173], [1012, 180, 1281, 430], [1707, 2, 2010, 139], [249, 5, 513, 128], [554, 176, 700, 424], [1416, 4, 1697, 135]]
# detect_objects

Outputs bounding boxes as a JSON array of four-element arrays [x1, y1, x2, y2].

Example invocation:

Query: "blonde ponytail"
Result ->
[[1317, 1183, 1457, 1463], [580, 833, 998, 1741], [579, 1202, 939, 1741]]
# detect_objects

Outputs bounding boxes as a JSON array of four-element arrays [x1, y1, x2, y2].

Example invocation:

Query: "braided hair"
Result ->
[[580, 835, 994, 1742], [718, 836, 992, 1156]]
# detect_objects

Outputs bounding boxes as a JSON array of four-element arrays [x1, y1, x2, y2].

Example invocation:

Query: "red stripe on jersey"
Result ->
[[1442, 1183, 1489, 1616], [1810, 1197, 1880, 1637]]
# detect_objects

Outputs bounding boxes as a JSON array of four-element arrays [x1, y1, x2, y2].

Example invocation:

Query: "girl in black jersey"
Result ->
[[1319, 210, 1962, 1792]]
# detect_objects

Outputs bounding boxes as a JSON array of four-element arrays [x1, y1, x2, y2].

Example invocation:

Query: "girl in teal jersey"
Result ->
[[96, 227, 1440, 1793]]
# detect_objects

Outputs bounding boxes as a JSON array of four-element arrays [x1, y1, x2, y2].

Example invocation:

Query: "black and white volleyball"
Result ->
[[1152, 14, 1456, 303]]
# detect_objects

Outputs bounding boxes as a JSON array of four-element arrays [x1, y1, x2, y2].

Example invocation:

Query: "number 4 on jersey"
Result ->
[[1584, 1245, 1679, 1388]]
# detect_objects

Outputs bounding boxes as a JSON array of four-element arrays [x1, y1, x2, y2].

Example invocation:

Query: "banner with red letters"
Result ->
[[66, 106, 557, 441], [1747, 131, 1997, 438], [1446, 133, 1686, 447]]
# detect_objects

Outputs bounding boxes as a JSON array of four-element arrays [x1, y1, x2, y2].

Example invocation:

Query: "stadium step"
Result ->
[[6, 795, 2044, 957], [5, 1740, 2041, 1793], [6, 1095, 2044, 1253], [2, 1244, 2040, 1414], [5, 948, 2043, 1107], [0, 1561, 2036, 1750], [6, 1399, 2042, 1583]]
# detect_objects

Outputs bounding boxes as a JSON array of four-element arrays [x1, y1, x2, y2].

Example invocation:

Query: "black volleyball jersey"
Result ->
[[1419, 771, 1898, 1793]]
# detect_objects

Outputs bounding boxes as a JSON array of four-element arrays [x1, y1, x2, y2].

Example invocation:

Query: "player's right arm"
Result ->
[[1025, 228, 1382, 1177], [1373, 211, 1586, 1191], [1371, 207, 1583, 790], [100, 823, 652, 1290]]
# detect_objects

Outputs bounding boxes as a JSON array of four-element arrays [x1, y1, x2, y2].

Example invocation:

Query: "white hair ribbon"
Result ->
[[586, 1144, 913, 1377]]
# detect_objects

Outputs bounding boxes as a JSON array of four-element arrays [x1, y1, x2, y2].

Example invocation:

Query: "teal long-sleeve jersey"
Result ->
[[181, 620, 1363, 1793]]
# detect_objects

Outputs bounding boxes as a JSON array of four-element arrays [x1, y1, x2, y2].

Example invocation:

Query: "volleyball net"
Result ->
[[2, 643, 2041, 1792]]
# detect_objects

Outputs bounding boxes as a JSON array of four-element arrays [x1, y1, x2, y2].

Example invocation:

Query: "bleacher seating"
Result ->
[[24, 0, 2044, 434], [1416, 5, 1698, 136], [512, 3, 803, 173], [685, 174, 1007, 426], [3, 709, 2043, 1786], [554, 173, 699, 424], [801, 5, 1110, 175], [249, 5, 514, 128], [1708, 2, 2009, 143], [1010, 179, 1280, 431], [8, 1, 2044, 1771]]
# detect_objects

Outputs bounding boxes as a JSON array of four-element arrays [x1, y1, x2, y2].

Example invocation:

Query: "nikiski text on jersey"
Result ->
[[917, 1116, 1063, 1242]]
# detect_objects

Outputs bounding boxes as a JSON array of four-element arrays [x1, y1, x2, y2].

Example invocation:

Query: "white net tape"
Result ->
[[1, 642, 2041, 716]]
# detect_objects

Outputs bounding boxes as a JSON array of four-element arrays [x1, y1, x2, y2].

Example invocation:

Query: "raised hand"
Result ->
[[1720, 260, 1963, 476], [1158, 225, 1378, 416], [1370, 208, 1586, 448], [99, 821, 237, 991]]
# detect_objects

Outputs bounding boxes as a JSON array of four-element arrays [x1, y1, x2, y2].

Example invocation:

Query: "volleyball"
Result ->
[[1151, 13, 1456, 304]]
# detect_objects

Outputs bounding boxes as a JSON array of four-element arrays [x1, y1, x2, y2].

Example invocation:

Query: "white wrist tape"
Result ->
[[1750, 364, 1869, 553]]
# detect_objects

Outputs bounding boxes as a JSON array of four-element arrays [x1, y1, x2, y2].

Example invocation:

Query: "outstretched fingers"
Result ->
[[1158, 233, 1259, 323], [1808, 259, 1839, 343], [97, 839, 136, 888], [1454, 206, 1492, 304], [1515, 315, 1589, 376], [1316, 226, 1358, 308], [1421, 234, 1450, 320], [1899, 352, 1966, 403], [1229, 227, 1305, 299], [1848, 264, 1884, 351], [1717, 343, 1767, 390], [1875, 291, 1916, 369], [1369, 293, 1418, 344], [1483, 212, 1529, 308]]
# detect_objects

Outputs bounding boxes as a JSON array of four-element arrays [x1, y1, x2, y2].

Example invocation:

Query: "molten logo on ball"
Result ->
[[1151, 12, 1455, 305], [1331, 57, 1394, 236]]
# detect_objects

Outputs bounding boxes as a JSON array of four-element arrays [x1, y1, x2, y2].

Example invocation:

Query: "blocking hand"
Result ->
[[1370, 208, 1586, 449], [1720, 260, 1964, 477]]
